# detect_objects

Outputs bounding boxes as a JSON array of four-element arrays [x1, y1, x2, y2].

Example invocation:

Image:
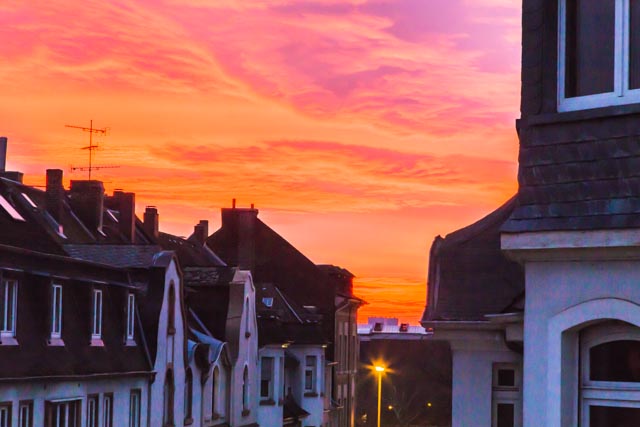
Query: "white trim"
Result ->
[[1, 279, 17, 339], [501, 229, 640, 251], [51, 284, 62, 340], [126, 293, 135, 342], [0, 194, 25, 221], [91, 289, 102, 340], [547, 298, 640, 427], [558, 0, 640, 112]]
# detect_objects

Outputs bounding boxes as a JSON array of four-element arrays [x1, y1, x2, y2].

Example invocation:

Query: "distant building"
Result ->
[[357, 317, 432, 341], [422, 1, 640, 427], [207, 204, 364, 427]]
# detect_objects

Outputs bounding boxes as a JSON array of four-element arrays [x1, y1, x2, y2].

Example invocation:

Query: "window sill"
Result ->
[[0, 335, 18, 346], [90, 338, 104, 347], [241, 409, 250, 417], [125, 339, 136, 347], [259, 399, 275, 406], [304, 392, 319, 397], [184, 417, 193, 426], [523, 102, 640, 127], [48, 337, 64, 347]]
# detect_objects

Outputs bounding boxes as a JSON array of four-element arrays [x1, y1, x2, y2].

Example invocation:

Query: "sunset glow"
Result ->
[[0, 0, 521, 324]]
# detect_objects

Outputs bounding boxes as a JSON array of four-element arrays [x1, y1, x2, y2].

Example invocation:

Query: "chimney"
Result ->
[[69, 180, 104, 231], [192, 220, 209, 245], [220, 202, 258, 269], [143, 206, 159, 239], [0, 137, 7, 172], [114, 190, 136, 243], [0, 138, 23, 183], [46, 169, 65, 223]]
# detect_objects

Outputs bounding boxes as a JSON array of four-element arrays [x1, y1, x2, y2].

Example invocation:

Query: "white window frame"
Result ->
[[18, 401, 32, 427], [51, 284, 63, 341], [260, 357, 274, 400], [126, 293, 135, 343], [91, 289, 102, 342], [491, 363, 522, 427], [103, 394, 113, 427], [305, 355, 317, 393], [579, 322, 640, 427], [1, 279, 17, 340], [129, 389, 141, 427], [86, 396, 98, 427], [0, 403, 11, 427], [558, 0, 640, 111]]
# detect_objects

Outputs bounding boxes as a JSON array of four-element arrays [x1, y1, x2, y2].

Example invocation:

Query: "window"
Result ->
[[51, 284, 63, 340], [103, 394, 113, 427], [559, 0, 640, 111], [184, 369, 193, 423], [262, 297, 273, 308], [45, 400, 80, 427], [86, 396, 98, 427], [129, 390, 141, 427], [260, 357, 274, 400], [242, 366, 249, 413], [18, 401, 32, 427], [167, 284, 175, 335], [0, 403, 10, 427], [491, 363, 522, 427], [91, 290, 102, 341], [126, 293, 135, 342], [305, 355, 317, 393], [163, 370, 175, 426], [245, 298, 250, 338], [579, 322, 640, 427], [1, 279, 17, 339], [212, 366, 218, 417]]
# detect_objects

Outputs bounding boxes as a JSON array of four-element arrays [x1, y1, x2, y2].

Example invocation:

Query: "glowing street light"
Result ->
[[374, 365, 386, 427]]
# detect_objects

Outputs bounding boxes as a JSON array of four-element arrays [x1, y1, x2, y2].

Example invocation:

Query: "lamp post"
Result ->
[[375, 366, 385, 427]]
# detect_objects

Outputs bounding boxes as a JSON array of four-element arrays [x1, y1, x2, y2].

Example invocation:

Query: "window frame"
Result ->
[[0, 278, 18, 341], [260, 356, 274, 401], [18, 400, 32, 427], [0, 402, 11, 427], [86, 395, 98, 427], [491, 363, 522, 427], [129, 389, 141, 427], [579, 322, 640, 427], [50, 284, 63, 341], [305, 355, 317, 393], [126, 293, 135, 343], [103, 393, 113, 427], [558, 0, 640, 112], [91, 289, 103, 342]]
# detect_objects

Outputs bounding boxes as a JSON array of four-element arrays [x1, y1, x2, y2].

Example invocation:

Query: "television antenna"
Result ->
[[65, 120, 119, 179]]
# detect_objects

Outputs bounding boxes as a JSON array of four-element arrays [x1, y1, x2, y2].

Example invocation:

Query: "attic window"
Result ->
[[262, 297, 273, 308], [0, 194, 25, 221], [373, 322, 383, 332], [399, 323, 409, 332], [21, 193, 37, 208]]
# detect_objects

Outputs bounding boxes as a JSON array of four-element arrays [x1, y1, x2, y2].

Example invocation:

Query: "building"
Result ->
[[207, 204, 364, 427], [423, 1, 640, 427]]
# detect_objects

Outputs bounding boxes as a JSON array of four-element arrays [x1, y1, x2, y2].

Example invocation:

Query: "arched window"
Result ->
[[242, 366, 249, 412], [580, 321, 640, 427], [212, 366, 219, 417], [245, 298, 250, 338], [184, 368, 193, 422], [163, 369, 174, 426], [168, 283, 176, 335]]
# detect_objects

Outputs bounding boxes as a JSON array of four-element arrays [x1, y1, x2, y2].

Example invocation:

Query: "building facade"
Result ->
[[423, 1, 640, 427]]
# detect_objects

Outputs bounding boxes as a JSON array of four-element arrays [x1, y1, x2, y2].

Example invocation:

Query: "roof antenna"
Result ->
[[65, 120, 119, 180]]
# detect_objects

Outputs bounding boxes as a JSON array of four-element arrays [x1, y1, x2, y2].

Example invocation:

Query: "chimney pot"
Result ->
[[232, 198, 236, 209], [143, 206, 159, 239], [193, 219, 209, 244]]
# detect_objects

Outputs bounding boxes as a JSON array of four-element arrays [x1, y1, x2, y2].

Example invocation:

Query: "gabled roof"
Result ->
[[422, 196, 525, 323], [158, 232, 226, 267]]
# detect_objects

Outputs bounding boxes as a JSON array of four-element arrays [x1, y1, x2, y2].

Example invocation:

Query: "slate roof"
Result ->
[[422, 196, 525, 323], [158, 232, 225, 267], [64, 244, 162, 268], [0, 245, 151, 379], [256, 283, 326, 346]]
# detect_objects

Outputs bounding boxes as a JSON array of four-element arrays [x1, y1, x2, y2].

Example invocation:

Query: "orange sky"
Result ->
[[0, 0, 521, 324]]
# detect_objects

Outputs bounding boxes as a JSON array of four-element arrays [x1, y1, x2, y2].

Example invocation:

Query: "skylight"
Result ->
[[21, 193, 37, 208], [262, 297, 274, 308], [0, 195, 25, 221]]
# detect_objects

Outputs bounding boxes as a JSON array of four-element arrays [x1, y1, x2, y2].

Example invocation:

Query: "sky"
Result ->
[[0, 0, 522, 324]]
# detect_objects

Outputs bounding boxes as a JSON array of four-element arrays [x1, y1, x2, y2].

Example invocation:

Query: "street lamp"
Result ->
[[374, 365, 385, 427]]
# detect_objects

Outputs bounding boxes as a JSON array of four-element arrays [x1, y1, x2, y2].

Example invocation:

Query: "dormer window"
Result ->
[[0, 279, 17, 342], [559, 0, 640, 111], [50, 284, 63, 344], [126, 293, 135, 343], [91, 289, 103, 344]]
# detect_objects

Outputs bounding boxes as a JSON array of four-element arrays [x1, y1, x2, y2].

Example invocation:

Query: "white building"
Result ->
[[422, 1, 640, 426]]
